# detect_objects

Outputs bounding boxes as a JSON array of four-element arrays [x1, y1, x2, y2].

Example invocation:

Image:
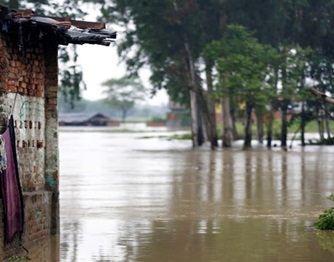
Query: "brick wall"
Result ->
[[0, 31, 59, 258]]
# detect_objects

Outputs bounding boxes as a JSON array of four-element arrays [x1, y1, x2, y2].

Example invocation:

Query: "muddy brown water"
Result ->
[[24, 128, 334, 261]]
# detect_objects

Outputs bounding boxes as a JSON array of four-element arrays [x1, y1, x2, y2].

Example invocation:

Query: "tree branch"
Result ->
[[310, 87, 334, 104]]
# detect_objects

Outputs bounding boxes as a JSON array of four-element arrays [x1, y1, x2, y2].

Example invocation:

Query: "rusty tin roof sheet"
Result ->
[[0, 5, 116, 46]]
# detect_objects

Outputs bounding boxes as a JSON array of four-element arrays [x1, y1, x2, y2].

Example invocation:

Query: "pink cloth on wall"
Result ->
[[0, 115, 24, 243]]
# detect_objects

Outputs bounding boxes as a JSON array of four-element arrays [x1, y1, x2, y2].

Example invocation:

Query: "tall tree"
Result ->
[[89, 0, 229, 148], [226, 0, 334, 147], [85, 0, 334, 149], [206, 25, 277, 148], [102, 76, 146, 122]]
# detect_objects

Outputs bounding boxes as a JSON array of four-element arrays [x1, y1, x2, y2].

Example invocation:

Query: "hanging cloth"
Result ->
[[0, 136, 7, 171], [0, 115, 24, 243]]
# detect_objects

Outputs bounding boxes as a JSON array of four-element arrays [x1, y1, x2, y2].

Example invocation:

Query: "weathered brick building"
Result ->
[[0, 6, 116, 258]]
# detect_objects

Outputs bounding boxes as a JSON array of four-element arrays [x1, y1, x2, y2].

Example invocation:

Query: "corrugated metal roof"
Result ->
[[0, 5, 116, 46]]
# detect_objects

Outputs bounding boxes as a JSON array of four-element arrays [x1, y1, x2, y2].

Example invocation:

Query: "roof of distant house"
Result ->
[[0, 5, 116, 46], [59, 113, 119, 123]]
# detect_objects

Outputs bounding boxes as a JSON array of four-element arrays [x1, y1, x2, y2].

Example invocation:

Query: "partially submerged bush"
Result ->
[[168, 133, 192, 140], [6, 256, 31, 261], [314, 194, 334, 230]]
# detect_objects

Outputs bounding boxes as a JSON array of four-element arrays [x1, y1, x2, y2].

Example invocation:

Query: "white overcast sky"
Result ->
[[72, 4, 168, 105]]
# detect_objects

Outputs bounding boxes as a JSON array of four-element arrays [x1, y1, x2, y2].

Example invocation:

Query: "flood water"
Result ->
[[57, 127, 334, 261]]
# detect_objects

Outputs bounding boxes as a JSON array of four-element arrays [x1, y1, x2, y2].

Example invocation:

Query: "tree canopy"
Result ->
[[4, 0, 334, 147], [102, 76, 146, 122]]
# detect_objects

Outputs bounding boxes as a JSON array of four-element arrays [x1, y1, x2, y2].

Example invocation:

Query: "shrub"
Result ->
[[314, 194, 334, 230]]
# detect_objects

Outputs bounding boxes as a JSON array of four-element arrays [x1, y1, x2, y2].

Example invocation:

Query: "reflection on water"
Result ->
[[57, 129, 334, 261]]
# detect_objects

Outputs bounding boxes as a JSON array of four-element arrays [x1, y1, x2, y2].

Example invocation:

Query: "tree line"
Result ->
[[86, 0, 334, 149], [4, 0, 334, 148]]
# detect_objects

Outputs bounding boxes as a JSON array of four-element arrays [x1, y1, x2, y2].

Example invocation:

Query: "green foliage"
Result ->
[[0, 0, 19, 8], [4, 0, 334, 146], [89, 0, 227, 110], [315, 230, 334, 252], [327, 194, 334, 201], [49, 2, 87, 106], [314, 194, 334, 230], [59, 45, 86, 107], [217, 119, 281, 140], [205, 24, 278, 106], [314, 208, 334, 230], [168, 133, 192, 141], [102, 76, 146, 122], [6, 256, 31, 261], [151, 116, 166, 123]]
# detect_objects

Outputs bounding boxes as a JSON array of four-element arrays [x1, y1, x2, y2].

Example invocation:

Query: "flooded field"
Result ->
[[57, 127, 334, 261]]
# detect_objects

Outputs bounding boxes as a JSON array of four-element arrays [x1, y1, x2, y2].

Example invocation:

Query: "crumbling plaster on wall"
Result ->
[[0, 29, 59, 256]]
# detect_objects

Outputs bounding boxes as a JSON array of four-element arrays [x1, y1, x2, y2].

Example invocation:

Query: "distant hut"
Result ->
[[59, 113, 120, 126]]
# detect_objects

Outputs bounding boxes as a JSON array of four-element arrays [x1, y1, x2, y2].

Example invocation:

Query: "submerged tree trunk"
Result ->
[[199, 99, 215, 147], [267, 130, 272, 147], [189, 89, 199, 147], [230, 99, 239, 140], [267, 66, 279, 148], [184, 43, 202, 147], [266, 110, 274, 148], [281, 106, 288, 150], [222, 97, 234, 147], [204, 59, 218, 148], [325, 116, 331, 140], [255, 108, 264, 144], [280, 56, 289, 151], [300, 121, 306, 146], [201, 113, 208, 142], [324, 103, 331, 139], [280, 98, 289, 150], [196, 92, 205, 146], [317, 112, 325, 143], [300, 102, 306, 146], [244, 103, 253, 148]]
